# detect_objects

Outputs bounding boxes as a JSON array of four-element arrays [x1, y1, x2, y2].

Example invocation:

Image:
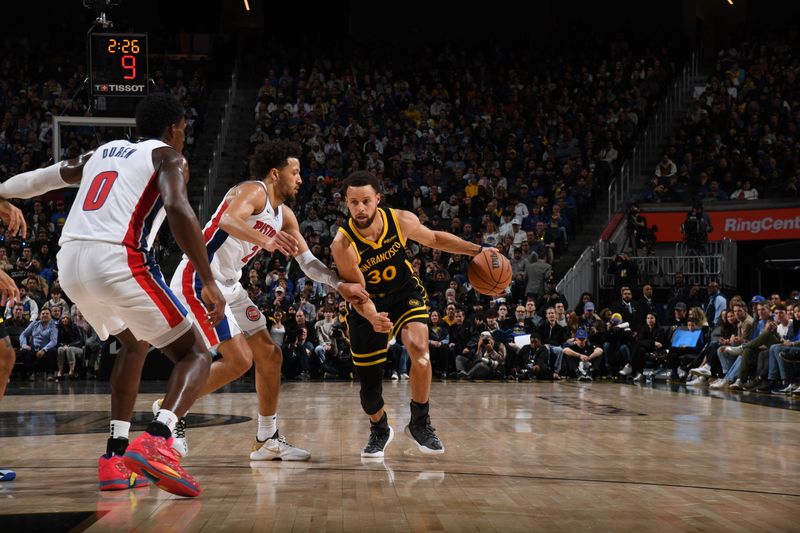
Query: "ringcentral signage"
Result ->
[[639, 207, 800, 242]]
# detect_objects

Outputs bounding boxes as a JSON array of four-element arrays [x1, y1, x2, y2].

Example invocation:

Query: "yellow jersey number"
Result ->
[[366, 265, 397, 284]]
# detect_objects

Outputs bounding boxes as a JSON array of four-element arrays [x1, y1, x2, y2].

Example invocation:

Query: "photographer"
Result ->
[[680, 201, 712, 254], [282, 326, 312, 380], [457, 331, 506, 380]]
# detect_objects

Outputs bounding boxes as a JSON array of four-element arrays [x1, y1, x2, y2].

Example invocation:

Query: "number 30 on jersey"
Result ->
[[366, 265, 396, 284]]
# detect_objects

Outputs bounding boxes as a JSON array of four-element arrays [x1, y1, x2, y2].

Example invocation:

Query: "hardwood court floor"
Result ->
[[1, 380, 799, 532]]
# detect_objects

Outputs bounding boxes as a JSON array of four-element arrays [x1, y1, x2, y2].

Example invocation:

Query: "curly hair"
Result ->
[[249, 140, 302, 177]]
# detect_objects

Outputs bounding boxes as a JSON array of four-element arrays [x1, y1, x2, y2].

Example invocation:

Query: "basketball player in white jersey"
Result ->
[[0, 200, 27, 482], [0, 94, 224, 497], [164, 139, 369, 460]]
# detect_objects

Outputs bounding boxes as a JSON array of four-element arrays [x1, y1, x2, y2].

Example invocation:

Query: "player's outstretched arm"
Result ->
[[395, 209, 484, 257], [0, 153, 90, 199], [156, 148, 224, 327], [330, 233, 392, 333], [218, 182, 299, 257], [283, 208, 369, 304]]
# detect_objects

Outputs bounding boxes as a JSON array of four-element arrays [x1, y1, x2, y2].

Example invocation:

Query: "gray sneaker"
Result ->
[[250, 431, 311, 461]]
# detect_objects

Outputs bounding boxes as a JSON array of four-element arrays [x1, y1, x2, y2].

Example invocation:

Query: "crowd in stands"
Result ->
[[12, 35, 798, 398], [641, 35, 800, 204], [0, 36, 207, 380]]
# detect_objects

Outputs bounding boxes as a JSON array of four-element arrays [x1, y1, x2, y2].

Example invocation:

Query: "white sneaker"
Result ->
[[391, 371, 399, 380], [619, 364, 633, 377], [686, 376, 707, 386], [709, 378, 729, 389], [399, 373, 409, 380], [793, 384, 800, 395], [778, 383, 795, 394], [250, 432, 311, 461], [578, 361, 591, 377], [632, 373, 644, 382], [690, 364, 711, 377], [677, 367, 687, 379], [151, 398, 189, 457], [729, 378, 744, 391]]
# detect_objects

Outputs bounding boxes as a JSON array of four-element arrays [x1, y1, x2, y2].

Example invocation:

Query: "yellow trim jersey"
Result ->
[[337, 207, 416, 299]]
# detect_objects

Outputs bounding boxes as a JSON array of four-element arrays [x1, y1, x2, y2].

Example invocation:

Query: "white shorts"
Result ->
[[57, 241, 192, 349], [170, 260, 267, 349]]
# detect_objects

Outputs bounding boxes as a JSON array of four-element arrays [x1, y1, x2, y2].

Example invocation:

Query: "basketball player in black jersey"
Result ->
[[332, 171, 496, 457]]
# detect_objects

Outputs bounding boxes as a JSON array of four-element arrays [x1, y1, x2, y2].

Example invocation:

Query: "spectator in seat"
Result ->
[[538, 307, 568, 379], [19, 307, 58, 381], [55, 314, 83, 380], [666, 317, 706, 382], [43, 286, 70, 318], [562, 327, 604, 381], [428, 310, 450, 378], [523, 252, 551, 301], [655, 153, 677, 178], [730, 180, 758, 200], [631, 313, 667, 382]]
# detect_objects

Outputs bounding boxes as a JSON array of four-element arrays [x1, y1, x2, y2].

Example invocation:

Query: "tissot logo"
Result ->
[[94, 84, 146, 93]]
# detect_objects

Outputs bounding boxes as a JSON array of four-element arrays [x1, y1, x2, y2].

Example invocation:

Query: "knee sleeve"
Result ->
[[357, 364, 385, 415]]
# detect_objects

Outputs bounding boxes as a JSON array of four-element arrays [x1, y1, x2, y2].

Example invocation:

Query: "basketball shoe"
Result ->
[[152, 399, 189, 457], [0, 468, 16, 482], [122, 432, 201, 497], [98, 454, 149, 491], [362, 425, 394, 458], [405, 401, 444, 454], [250, 431, 311, 461]]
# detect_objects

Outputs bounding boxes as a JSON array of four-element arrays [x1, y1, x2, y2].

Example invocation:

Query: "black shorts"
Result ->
[[346, 285, 429, 367]]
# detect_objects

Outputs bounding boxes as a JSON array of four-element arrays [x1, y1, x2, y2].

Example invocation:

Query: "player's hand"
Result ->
[[337, 282, 370, 305], [369, 312, 393, 333], [479, 246, 501, 257], [0, 199, 26, 238], [0, 269, 19, 305], [262, 229, 299, 257], [200, 283, 226, 327]]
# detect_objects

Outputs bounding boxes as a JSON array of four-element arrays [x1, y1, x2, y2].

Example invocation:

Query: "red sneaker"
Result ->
[[98, 454, 149, 491], [122, 433, 201, 497]]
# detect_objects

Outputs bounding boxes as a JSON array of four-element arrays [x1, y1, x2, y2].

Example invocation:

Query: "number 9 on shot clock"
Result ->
[[89, 33, 149, 97]]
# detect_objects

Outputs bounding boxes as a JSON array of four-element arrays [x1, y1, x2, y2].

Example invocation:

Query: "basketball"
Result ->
[[467, 248, 512, 296]]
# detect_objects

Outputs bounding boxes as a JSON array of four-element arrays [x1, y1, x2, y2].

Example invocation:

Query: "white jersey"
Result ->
[[190, 181, 283, 283], [59, 138, 169, 253]]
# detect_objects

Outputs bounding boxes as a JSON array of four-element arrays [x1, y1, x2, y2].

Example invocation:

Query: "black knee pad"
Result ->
[[357, 364, 385, 415]]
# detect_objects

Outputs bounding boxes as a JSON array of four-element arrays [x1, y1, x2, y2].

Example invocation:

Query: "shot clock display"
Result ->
[[89, 33, 148, 97]]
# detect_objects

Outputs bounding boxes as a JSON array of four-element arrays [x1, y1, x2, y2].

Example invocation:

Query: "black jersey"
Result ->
[[337, 207, 416, 299]]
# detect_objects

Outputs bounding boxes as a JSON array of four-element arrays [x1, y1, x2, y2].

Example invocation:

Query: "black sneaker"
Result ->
[[404, 422, 445, 454], [361, 426, 394, 458]]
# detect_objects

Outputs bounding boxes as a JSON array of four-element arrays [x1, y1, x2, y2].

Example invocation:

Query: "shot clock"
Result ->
[[89, 33, 148, 97]]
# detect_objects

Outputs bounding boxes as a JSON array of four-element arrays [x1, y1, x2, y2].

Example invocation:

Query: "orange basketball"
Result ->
[[467, 248, 512, 296]]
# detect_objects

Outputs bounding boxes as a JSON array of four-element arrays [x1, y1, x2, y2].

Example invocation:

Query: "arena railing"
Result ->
[[608, 51, 699, 220], [201, 60, 238, 221]]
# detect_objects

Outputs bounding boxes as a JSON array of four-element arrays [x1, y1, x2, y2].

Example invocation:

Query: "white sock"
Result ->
[[110, 420, 130, 440], [155, 409, 178, 432], [257, 413, 277, 441]]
